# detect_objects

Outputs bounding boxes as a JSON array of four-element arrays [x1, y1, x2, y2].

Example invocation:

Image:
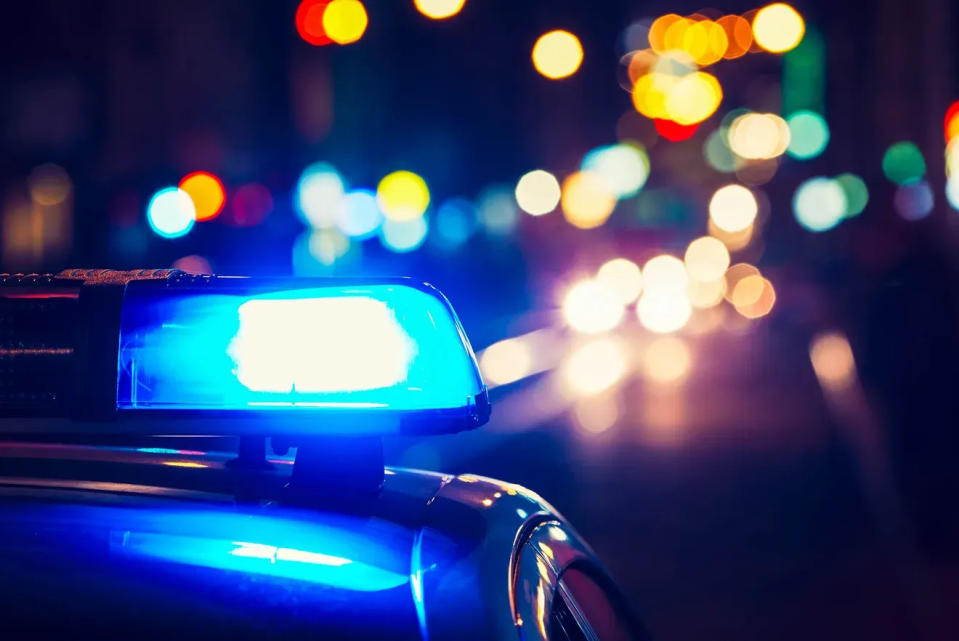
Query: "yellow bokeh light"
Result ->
[[532, 30, 583, 80], [562, 279, 624, 334], [376, 170, 430, 221], [636, 291, 692, 334], [596, 258, 643, 304], [322, 0, 368, 45], [709, 184, 758, 233], [809, 331, 857, 391], [649, 14, 684, 53], [572, 393, 622, 433], [708, 218, 755, 252], [480, 337, 533, 387], [642, 254, 688, 292], [414, 0, 466, 20], [728, 112, 790, 159], [752, 3, 805, 53], [684, 236, 730, 282], [560, 171, 616, 229], [179, 172, 226, 222], [642, 336, 692, 384], [632, 72, 677, 120], [734, 277, 776, 318], [662, 16, 694, 52], [682, 20, 728, 66], [688, 278, 726, 308], [515, 169, 561, 216], [664, 71, 723, 125], [561, 337, 628, 397]]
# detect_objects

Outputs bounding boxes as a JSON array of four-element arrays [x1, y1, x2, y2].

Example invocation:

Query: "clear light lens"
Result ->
[[116, 281, 484, 416]]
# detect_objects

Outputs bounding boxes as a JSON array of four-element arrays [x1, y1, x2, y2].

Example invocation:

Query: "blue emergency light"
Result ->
[[0, 270, 490, 436]]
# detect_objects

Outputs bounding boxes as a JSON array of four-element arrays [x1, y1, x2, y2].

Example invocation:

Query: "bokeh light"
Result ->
[[296, 0, 333, 46], [380, 216, 428, 252], [882, 141, 926, 185], [581, 144, 650, 199], [688, 278, 726, 308], [944, 99, 959, 142], [561, 172, 617, 229], [532, 30, 583, 80], [309, 228, 351, 266], [179, 171, 225, 222], [835, 173, 869, 218], [377, 170, 430, 221], [173, 255, 212, 275], [433, 198, 477, 248], [728, 112, 790, 159], [893, 180, 934, 221], [785, 110, 829, 159], [28, 163, 72, 206], [709, 218, 754, 252], [561, 338, 628, 396], [752, 3, 805, 53], [723, 263, 761, 304], [684, 236, 730, 282], [336, 189, 383, 238], [414, 0, 466, 20], [664, 72, 723, 126], [733, 276, 776, 318], [642, 336, 691, 384], [654, 118, 699, 142], [147, 187, 196, 239], [322, 0, 368, 45], [793, 177, 846, 232], [477, 186, 519, 234], [572, 394, 622, 434], [717, 15, 753, 59], [296, 162, 346, 228], [642, 255, 688, 292], [709, 184, 758, 233], [636, 291, 692, 334], [704, 130, 738, 173], [596, 258, 643, 304], [480, 337, 533, 387], [809, 331, 857, 392], [515, 169, 561, 216], [562, 279, 625, 334], [229, 184, 273, 226]]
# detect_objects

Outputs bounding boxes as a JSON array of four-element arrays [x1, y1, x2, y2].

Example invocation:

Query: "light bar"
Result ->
[[0, 270, 489, 436]]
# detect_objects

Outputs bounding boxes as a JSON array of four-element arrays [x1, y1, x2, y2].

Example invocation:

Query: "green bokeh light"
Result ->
[[786, 110, 830, 159], [835, 173, 868, 218], [882, 141, 926, 185]]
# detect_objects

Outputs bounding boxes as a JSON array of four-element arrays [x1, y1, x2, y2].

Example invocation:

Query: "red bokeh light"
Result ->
[[229, 183, 273, 227], [654, 118, 699, 142], [296, 0, 333, 46], [944, 100, 959, 142]]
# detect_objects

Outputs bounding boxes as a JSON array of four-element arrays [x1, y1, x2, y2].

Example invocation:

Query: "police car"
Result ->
[[0, 269, 646, 640]]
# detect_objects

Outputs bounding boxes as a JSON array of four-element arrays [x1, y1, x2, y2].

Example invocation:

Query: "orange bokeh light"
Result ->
[[945, 100, 959, 142], [179, 171, 226, 222], [296, 0, 333, 46], [717, 15, 753, 59]]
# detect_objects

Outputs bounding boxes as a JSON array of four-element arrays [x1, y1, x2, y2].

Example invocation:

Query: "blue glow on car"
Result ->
[[114, 531, 407, 591], [116, 282, 484, 415], [104, 507, 412, 592]]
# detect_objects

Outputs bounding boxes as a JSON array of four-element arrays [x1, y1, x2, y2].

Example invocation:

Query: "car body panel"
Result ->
[[0, 441, 606, 640]]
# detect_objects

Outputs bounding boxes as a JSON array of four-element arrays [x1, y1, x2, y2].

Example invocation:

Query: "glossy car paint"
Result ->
[[0, 442, 609, 640]]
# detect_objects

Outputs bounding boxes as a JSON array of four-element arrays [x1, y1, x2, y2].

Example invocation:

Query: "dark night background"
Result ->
[[3, 1, 959, 639]]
